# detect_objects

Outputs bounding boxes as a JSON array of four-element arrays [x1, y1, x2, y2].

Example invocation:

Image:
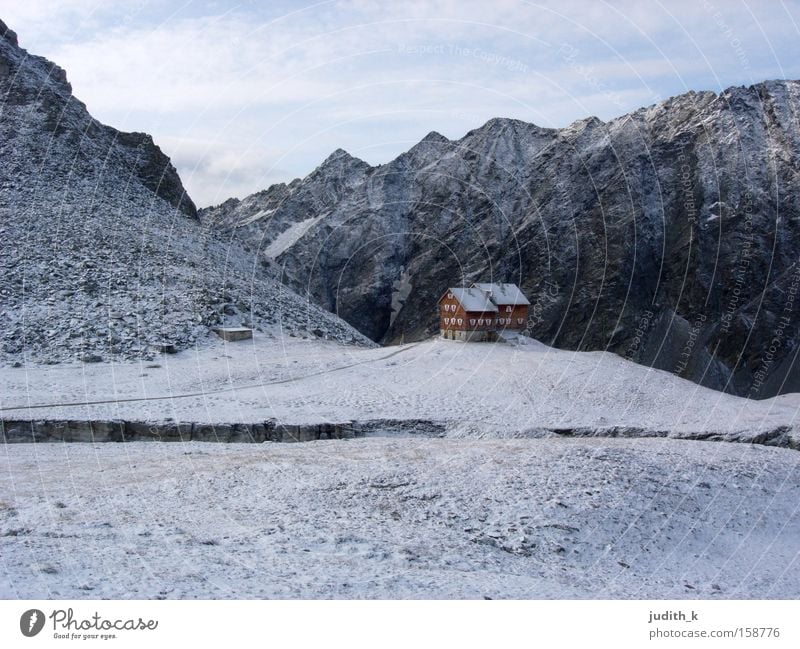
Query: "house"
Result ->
[[471, 282, 530, 331], [438, 282, 530, 341]]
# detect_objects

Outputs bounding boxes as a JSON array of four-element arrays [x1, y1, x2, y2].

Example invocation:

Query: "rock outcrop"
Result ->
[[202, 81, 800, 398]]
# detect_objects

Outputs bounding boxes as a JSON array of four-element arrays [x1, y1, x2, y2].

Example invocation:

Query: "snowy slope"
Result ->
[[1, 336, 798, 446], [265, 215, 325, 258]]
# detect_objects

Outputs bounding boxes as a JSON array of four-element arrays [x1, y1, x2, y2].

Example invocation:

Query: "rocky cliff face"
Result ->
[[202, 80, 800, 398], [0, 19, 371, 364]]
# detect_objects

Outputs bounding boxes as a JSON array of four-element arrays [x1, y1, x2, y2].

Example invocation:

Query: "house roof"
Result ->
[[444, 287, 498, 312], [471, 282, 531, 306]]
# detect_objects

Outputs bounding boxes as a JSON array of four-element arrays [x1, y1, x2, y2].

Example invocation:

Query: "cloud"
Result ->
[[157, 133, 292, 207], [2, 0, 150, 46], [5, 0, 798, 206]]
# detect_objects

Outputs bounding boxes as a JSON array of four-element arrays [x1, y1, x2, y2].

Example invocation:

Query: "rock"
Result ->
[[193, 423, 232, 442], [212, 327, 253, 342], [81, 354, 103, 363]]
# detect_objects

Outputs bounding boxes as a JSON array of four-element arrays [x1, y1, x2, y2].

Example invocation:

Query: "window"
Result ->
[[457, 318, 463, 325], [517, 318, 524, 324], [470, 319, 476, 326], [506, 305, 512, 312]]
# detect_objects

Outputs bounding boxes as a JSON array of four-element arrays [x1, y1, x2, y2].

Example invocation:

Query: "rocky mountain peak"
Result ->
[[0, 18, 18, 46], [568, 115, 604, 129], [318, 147, 367, 168], [399, 130, 455, 164], [0, 19, 195, 218], [471, 116, 555, 137], [420, 130, 450, 144], [0, 21, 72, 97], [308, 147, 372, 188]]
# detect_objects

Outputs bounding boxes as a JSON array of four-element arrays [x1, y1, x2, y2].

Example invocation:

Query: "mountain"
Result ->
[[0, 19, 371, 365], [201, 81, 800, 398]]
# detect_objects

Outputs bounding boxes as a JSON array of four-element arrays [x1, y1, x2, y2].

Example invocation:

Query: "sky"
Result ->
[[3, 0, 799, 207]]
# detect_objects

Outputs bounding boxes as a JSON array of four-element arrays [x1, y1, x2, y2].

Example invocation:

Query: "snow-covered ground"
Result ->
[[1, 334, 799, 440], [1, 437, 799, 598], [3, 336, 800, 599]]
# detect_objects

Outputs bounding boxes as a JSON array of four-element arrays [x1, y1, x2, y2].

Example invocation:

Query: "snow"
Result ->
[[265, 215, 324, 258], [1, 437, 798, 598], [2, 336, 800, 599], [472, 282, 531, 305], [239, 207, 275, 225], [1, 335, 798, 439], [448, 288, 498, 313]]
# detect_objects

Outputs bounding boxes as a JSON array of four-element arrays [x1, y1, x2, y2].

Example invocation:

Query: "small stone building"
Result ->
[[438, 282, 530, 341]]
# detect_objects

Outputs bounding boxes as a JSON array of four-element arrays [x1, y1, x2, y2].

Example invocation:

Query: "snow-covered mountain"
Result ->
[[202, 81, 800, 398], [0, 19, 372, 365]]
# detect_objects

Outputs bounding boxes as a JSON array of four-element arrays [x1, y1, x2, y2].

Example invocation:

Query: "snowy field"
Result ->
[[1, 333, 799, 439], [1, 437, 799, 599], [2, 335, 800, 599]]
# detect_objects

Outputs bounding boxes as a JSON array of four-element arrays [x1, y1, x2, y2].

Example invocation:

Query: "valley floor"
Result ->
[[1, 437, 799, 599]]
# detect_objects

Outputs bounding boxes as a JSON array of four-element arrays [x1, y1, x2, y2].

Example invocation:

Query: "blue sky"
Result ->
[[4, 0, 799, 206]]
